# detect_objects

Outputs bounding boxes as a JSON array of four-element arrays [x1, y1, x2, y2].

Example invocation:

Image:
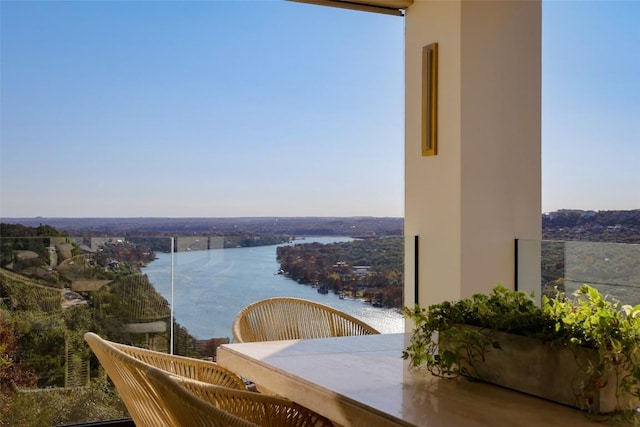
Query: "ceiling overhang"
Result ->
[[287, 0, 413, 16]]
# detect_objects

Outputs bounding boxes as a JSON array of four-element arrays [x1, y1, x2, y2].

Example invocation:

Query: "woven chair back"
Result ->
[[167, 372, 335, 427], [232, 297, 379, 343], [84, 332, 174, 427], [111, 340, 247, 389], [146, 367, 259, 427]]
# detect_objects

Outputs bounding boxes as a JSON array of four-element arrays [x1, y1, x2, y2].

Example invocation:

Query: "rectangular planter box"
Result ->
[[442, 326, 638, 413]]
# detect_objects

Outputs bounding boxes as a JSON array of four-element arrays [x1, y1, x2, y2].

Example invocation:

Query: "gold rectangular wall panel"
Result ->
[[422, 43, 438, 156]]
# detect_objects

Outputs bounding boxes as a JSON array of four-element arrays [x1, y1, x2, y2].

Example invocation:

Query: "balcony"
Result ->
[[1, 234, 638, 425]]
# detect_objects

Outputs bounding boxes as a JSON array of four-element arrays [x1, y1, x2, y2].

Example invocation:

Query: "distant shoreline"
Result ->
[[2, 209, 638, 244]]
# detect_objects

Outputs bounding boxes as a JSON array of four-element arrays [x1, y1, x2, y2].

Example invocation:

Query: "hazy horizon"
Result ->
[[2, 206, 638, 222]]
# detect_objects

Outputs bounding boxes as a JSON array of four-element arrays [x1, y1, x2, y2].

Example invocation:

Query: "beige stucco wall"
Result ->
[[404, 0, 541, 308]]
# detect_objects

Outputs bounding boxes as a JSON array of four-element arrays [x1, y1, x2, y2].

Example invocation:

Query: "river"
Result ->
[[143, 236, 405, 340]]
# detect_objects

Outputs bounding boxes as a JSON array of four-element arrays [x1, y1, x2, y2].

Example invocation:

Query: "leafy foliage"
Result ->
[[0, 314, 37, 391], [0, 270, 63, 312], [0, 376, 128, 427]]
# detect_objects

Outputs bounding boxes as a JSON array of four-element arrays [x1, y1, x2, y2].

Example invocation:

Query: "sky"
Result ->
[[0, 0, 638, 219]]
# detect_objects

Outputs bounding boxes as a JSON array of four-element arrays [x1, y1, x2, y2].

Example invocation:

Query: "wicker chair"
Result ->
[[85, 332, 175, 426], [85, 332, 247, 426], [147, 366, 334, 427], [232, 297, 380, 343], [146, 366, 259, 427]]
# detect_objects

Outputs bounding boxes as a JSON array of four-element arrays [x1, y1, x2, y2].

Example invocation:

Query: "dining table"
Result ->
[[216, 333, 602, 427]]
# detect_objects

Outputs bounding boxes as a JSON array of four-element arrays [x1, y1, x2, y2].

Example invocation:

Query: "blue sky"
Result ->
[[543, 0, 639, 214], [0, 0, 638, 218]]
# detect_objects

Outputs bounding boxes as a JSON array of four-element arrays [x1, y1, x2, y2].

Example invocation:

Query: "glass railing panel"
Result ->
[[0, 235, 172, 426], [517, 239, 640, 306], [563, 240, 640, 306], [1, 233, 404, 426], [515, 238, 542, 304]]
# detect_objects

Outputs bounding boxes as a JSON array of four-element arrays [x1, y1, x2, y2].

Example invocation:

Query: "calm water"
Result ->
[[143, 237, 405, 339]]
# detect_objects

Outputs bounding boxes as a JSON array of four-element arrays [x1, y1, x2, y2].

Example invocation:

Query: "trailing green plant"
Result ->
[[402, 284, 640, 416], [546, 285, 640, 414]]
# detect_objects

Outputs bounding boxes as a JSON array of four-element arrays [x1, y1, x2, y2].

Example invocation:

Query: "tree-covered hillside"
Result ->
[[543, 209, 640, 243], [277, 237, 404, 308], [0, 225, 201, 426]]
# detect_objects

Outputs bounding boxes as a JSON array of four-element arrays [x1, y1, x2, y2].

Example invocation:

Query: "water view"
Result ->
[[143, 236, 405, 339]]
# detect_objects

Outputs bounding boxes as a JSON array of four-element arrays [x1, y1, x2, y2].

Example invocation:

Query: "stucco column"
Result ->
[[404, 0, 541, 308]]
